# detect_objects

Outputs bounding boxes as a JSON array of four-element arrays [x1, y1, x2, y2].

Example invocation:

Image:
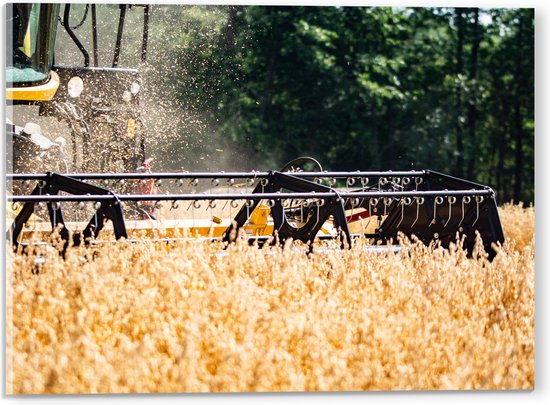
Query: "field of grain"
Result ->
[[6, 204, 534, 394]]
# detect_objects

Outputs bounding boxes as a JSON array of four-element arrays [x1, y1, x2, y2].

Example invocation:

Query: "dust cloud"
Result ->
[[10, 4, 261, 174]]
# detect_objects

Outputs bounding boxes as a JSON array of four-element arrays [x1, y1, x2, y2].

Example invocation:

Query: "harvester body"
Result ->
[[5, 4, 505, 259], [6, 3, 149, 174]]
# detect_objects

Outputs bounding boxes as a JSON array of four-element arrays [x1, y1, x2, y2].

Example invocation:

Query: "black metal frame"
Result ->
[[62, 4, 90, 67], [222, 171, 352, 248], [62, 4, 150, 68], [9, 173, 127, 253], [7, 170, 505, 259]]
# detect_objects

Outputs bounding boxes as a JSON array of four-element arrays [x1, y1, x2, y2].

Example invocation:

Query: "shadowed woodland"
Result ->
[[55, 5, 534, 204]]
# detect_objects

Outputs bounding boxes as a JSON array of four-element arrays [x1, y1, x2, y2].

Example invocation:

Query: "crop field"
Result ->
[[6, 204, 534, 394]]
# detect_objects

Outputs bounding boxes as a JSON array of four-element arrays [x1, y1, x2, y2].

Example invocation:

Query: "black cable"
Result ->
[[58, 4, 89, 30], [280, 156, 323, 172]]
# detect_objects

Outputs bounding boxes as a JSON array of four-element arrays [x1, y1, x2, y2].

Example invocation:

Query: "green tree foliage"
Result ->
[[54, 5, 534, 203]]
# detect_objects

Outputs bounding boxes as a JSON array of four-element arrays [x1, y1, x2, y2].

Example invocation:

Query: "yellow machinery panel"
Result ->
[[6, 71, 60, 102]]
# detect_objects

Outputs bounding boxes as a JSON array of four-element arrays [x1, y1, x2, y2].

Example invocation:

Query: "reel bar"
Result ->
[[7, 170, 504, 260], [7, 170, 428, 181], [7, 189, 494, 203]]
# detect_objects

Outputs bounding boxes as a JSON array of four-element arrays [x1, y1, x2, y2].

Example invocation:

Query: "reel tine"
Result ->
[[396, 199, 405, 228], [415, 176, 423, 191], [396, 197, 412, 228], [208, 199, 216, 236], [429, 195, 444, 227], [443, 196, 456, 228], [411, 196, 424, 229], [361, 176, 369, 190], [383, 197, 392, 216], [457, 196, 471, 229], [472, 196, 484, 227], [244, 199, 254, 226], [366, 197, 377, 229], [172, 200, 179, 236], [191, 199, 201, 233]]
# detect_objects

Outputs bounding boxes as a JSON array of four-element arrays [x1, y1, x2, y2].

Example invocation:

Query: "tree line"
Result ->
[[57, 5, 535, 204]]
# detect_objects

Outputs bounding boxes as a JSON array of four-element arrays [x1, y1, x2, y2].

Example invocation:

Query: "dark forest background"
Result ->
[[55, 5, 534, 204]]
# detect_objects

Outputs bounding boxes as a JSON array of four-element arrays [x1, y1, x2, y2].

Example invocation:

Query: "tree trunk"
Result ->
[[454, 8, 465, 178], [466, 8, 480, 180], [260, 48, 277, 122], [513, 12, 525, 203], [221, 6, 237, 54]]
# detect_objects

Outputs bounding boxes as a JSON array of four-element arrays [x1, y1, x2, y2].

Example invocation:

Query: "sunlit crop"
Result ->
[[6, 204, 534, 394]]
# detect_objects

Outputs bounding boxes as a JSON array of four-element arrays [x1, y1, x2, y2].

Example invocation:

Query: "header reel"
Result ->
[[8, 162, 504, 260]]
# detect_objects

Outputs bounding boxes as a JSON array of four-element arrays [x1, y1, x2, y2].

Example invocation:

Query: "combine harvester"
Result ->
[[5, 4, 505, 259]]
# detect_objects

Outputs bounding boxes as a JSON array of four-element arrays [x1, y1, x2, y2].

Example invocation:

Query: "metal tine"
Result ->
[[246, 177, 255, 194], [383, 197, 392, 216], [396, 197, 412, 228], [133, 200, 139, 229], [346, 176, 355, 191], [457, 196, 471, 229], [174, 180, 184, 237], [222, 178, 239, 213], [191, 199, 201, 234], [93, 202, 101, 238], [11, 201, 21, 225], [170, 200, 179, 237], [365, 197, 378, 229], [30, 201, 41, 232], [309, 198, 323, 232], [349, 197, 359, 225], [276, 196, 290, 233], [208, 199, 216, 236], [472, 196, 484, 227], [260, 177, 269, 195], [415, 176, 423, 191], [378, 177, 388, 191], [411, 196, 424, 228], [244, 199, 254, 226], [429, 195, 444, 227], [76, 200, 85, 229], [358, 177, 368, 218], [228, 198, 239, 220], [222, 179, 230, 210], [10, 202, 19, 246], [51, 201, 59, 230], [443, 196, 457, 228]]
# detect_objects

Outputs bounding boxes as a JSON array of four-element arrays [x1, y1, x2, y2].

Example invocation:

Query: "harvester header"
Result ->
[[7, 165, 504, 259]]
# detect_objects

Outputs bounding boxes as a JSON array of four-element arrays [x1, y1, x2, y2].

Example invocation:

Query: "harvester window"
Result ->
[[6, 3, 58, 85]]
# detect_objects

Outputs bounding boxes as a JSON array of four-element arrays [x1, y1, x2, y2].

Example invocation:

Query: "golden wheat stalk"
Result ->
[[6, 204, 534, 394]]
